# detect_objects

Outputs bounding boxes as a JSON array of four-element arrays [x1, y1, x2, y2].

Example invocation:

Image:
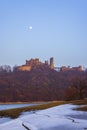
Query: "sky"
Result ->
[[0, 0, 87, 68]]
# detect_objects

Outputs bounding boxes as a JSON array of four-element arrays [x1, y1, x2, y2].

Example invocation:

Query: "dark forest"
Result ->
[[0, 65, 87, 102]]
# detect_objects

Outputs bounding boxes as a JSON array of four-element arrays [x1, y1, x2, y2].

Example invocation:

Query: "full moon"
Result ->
[[29, 26, 32, 30]]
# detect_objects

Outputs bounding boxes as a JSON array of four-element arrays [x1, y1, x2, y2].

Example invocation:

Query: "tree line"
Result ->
[[0, 64, 87, 102]]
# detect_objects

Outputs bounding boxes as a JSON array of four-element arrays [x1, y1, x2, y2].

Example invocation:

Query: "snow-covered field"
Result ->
[[0, 103, 40, 110], [0, 104, 87, 130]]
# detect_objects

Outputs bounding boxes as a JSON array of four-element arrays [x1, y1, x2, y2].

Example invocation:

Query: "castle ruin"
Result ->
[[50, 57, 54, 69], [16, 57, 83, 72], [17, 57, 54, 71]]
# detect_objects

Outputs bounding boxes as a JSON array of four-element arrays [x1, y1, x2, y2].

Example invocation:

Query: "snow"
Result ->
[[0, 104, 87, 130], [0, 103, 40, 110], [0, 117, 12, 124]]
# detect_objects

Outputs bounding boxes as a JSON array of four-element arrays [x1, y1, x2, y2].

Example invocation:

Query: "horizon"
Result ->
[[0, 0, 87, 67]]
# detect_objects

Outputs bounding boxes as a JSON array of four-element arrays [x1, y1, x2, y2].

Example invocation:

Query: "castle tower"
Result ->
[[50, 57, 54, 69]]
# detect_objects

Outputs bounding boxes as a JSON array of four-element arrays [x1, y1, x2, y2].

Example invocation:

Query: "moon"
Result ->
[[29, 26, 32, 30]]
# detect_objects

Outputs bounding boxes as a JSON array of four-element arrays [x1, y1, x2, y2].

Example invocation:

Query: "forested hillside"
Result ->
[[0, 65, 87, 102]]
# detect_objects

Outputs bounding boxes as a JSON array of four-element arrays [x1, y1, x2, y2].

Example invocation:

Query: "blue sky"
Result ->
[[0, 0, 87, 67]]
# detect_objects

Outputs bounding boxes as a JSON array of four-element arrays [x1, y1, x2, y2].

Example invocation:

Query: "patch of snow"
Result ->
[[0, 104, 87, 130], [0, 117, 12, 124]]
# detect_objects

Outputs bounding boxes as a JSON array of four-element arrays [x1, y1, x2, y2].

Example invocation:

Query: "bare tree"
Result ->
[[0, 65, 11, 73], [71, 78, 87, 99]]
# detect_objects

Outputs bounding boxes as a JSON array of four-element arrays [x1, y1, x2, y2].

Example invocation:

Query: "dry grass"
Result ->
[[70, 99, 87, 111], [70, 99, 87, 105], [0, 100, 87, 119], [0, 101, 66, 118], [75, 106, 87, 111]]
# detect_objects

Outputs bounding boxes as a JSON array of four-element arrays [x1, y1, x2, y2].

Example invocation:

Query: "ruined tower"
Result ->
[[50, 57, 54, 69]]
